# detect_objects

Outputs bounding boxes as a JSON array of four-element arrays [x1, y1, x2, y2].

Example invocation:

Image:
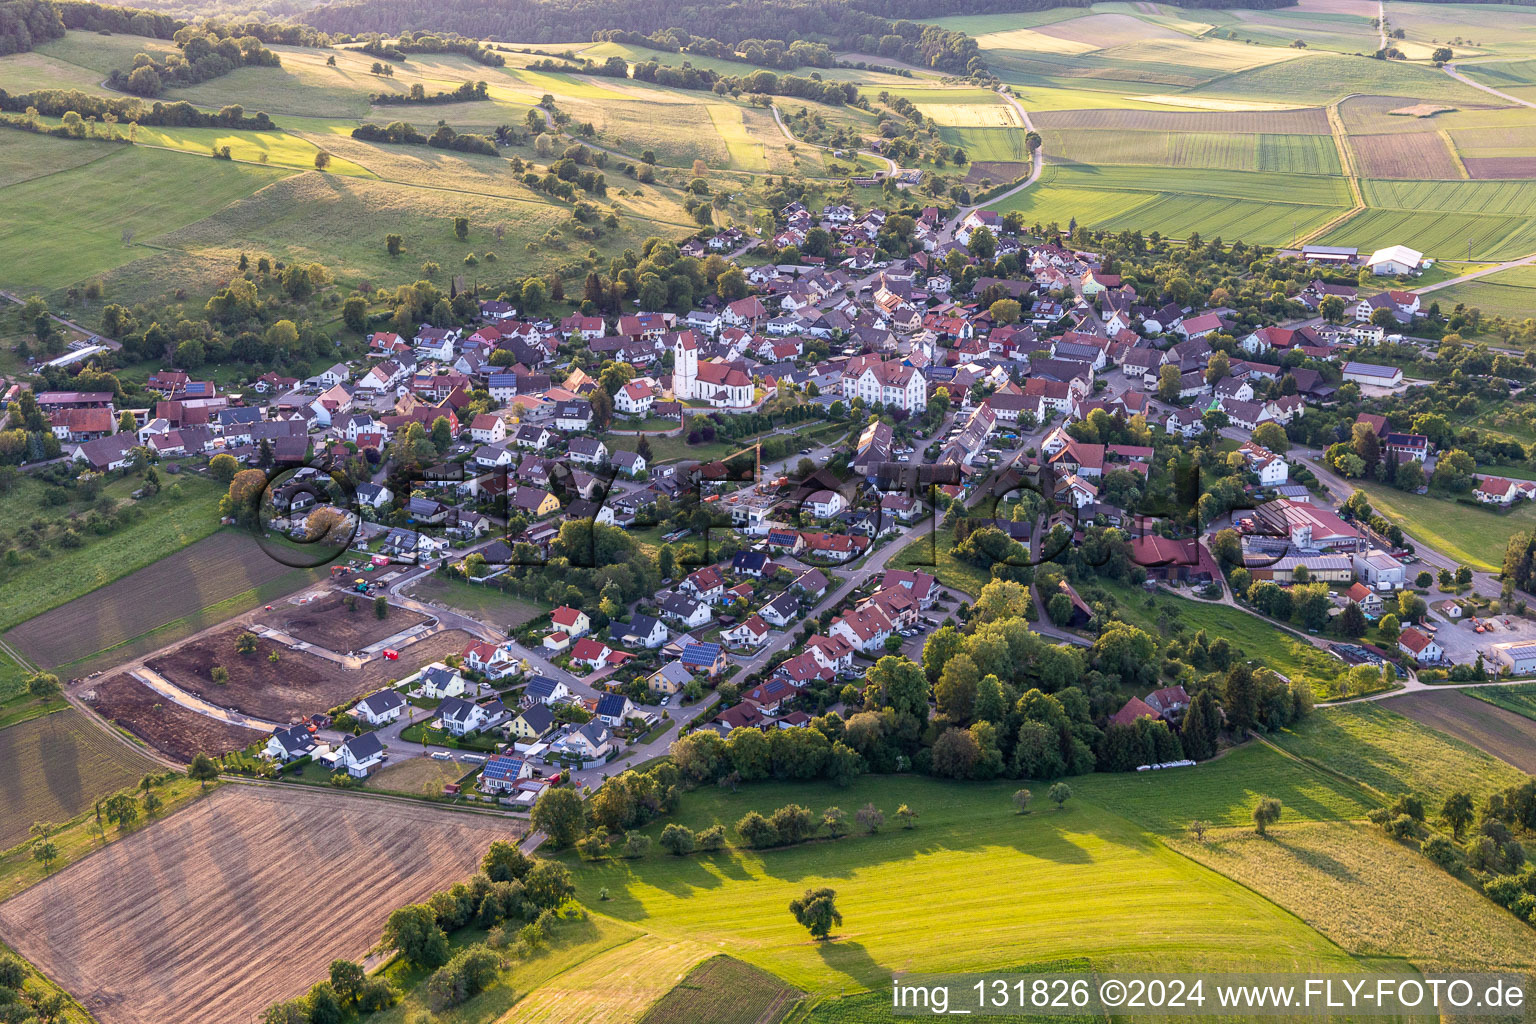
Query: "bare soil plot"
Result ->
[[82, 674, 265, 763], [1381, 689, 1536, 775], [1465, 157, 1536, 178], [0, 786, 518, 1024], [965, 160, 1032, 185], [148, 627, 476, 723], [1033, 106, 1329, 133], [0, 709, 160, 852], [6, 533, 318, 669], [1349, 132, 1462, 179], [255, 592, 430, 651]]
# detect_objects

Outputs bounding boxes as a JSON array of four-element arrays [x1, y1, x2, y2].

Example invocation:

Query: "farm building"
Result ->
[[1492, 641, 1536, 676], [1341, 362, 1404, 388], [1366, 245, 1424, 276]]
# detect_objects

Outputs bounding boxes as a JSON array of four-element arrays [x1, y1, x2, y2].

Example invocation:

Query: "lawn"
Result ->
[[887, 532, 994, 598], [1089, 580, 1366, 701], [1171, 820, 1536, 969], [1354, 481, 1536, 570], [0, 142, 290, 293], [1271, 702, 1530, 805], [0, 473, 226, 633], [564, 774, 1358, 996], [405, 574, 547, 629]]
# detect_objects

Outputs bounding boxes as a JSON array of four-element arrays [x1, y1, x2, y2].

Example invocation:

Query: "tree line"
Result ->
[[352, 119, 497, 155], [299, 0, 1001, 73], [371, 78, 487, 105], [0, 87, 277, 128], [358, 29, 503, 65]]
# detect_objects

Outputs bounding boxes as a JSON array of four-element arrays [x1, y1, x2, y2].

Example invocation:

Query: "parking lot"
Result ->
[[1426, 603, 1536, 666]]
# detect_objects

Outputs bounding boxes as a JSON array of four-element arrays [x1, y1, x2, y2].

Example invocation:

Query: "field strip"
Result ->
[[1444, 62, 1536, 109], [1438, 128, 1470, 178], [1297, 101, 1366, 245]]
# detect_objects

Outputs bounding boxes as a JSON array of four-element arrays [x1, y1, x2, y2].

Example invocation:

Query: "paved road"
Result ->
[[937, 86, 1042, 244], [1444, 60, 1536, 109], [1417, 248, 1536, 294]]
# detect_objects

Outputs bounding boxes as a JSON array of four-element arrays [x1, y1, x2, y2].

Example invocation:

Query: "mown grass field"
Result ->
[[637, 956, 801, 1024], [0, 707, 161, 853], [501, 935, 713, 1024], [1353, 481, 1536, 570], [0, 140, 290, 293], [0, 473, 226, 635], [565, 771, 1365, 996], [1272, 702, 1530, 805], [1171, 820, 1536, 969], [1432, 263, 1536, 319], [1045, 128, 1340, 174]]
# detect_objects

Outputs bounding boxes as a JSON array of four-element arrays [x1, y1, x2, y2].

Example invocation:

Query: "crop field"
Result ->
[[1380, 689, 1536, 774], [1321, 205, 1536, 260], [1347, 132, 1463, 179], [1033, 106, 1331, 133], [82, 673, 265, 763], [1467, 683, 1536, 720], [638, 956, 801, 1024], [941, 126, 1029, 163], [5, 530, 320, 668], [501, 935, 713, 1024], [255, 592, 430, 651], [1446, 122, 1536, 157], [0, 786, 517, 1024], [0, 708, 161, 852], [1389, 2, 1536, 55], [0, 142, 290, 293], [1190, 52, 1492, 105], [1044, 128, 1340, 174], [567, 773, 1361, 996], [1338, 95, 1531, 134], [147, 626, 476, 724], [1463, 157, 1536, 178], [1171, 821, 1536, 969], [1272, 702, 1529, 805]]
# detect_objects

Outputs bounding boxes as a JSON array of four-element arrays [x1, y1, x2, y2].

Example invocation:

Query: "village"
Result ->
[[16, 199, 1536, 806]]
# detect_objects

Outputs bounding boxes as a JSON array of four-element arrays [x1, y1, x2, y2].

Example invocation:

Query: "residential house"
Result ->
[[508, 704, 555, 742], [480, 754, 532, 793], [332, 732, 385, 778], [417, 666, 467, 699], [353, 689, 407, 726]]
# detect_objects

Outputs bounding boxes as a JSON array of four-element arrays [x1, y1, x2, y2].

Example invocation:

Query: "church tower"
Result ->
[[673, 331, 698, 401]]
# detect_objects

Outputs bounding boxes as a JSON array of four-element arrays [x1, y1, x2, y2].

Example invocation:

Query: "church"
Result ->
[[672, 331, 754, 408]]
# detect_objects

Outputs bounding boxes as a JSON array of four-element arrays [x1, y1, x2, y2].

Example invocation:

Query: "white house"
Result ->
[[332, 732, 385, 778], [417, 666, 467, 699], [264, 723, 318, 762], [353, 689, 407, 727], [438, 695, 503, 736], [550, 721, 613, 761], [1397, 626, 1443, 664], [550, 605, 591, 638]]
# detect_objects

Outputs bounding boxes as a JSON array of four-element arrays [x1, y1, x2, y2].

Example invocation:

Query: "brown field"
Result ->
[[83, 673, 265, 763], [148, 626, 476, 723], [965, 160, 1032, 185], [0, 786, 519, 1024], [0, 709, 161, 852], [1390, 103, 1456, 117], [1349, 132, 1462, 179], [1465, 156, 1536, 179], [1033, 106, 1329, 133], [255, 592, 431, 651], [1382, 690, 1536, 774], [6, 533, 321, 669]]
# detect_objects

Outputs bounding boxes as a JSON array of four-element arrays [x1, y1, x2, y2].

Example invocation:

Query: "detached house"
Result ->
[[353, 689, 407, 726]]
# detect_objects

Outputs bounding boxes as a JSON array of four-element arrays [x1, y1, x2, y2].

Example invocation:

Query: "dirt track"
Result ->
[[0, 786, 519, 1024]]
